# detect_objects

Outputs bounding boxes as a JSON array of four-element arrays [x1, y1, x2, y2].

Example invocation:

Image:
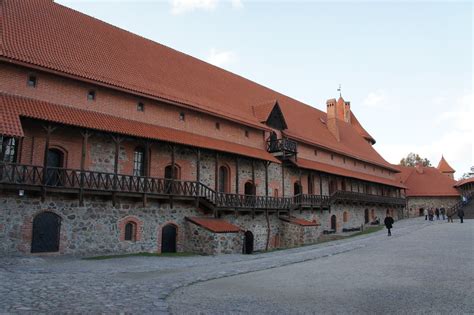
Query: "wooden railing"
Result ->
[[449, 191, 473, 215], [330, 190, 406, 206], [0, 163, 406, 210], [266, 138, 297, 155]]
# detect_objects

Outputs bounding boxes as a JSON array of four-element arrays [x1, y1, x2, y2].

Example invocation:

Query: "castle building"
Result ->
[[0, 0, 406, 256], [395, 157, 460, 217]]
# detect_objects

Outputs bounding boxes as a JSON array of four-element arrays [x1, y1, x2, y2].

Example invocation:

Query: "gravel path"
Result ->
[[168, 219, 474, 314], [1, 218, 470, 313]]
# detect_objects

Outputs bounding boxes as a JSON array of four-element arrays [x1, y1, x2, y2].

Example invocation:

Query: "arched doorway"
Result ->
[[244, 181, 255, 195], [46, 149, 64, 186], [364, 209, 369, 224], [31, 212, 61, 253], [294, 181, 302, 195], [269, 131, 278, 152], [161, 224, 177, 253], [164, 165, 180, 194], [330, 215, 337, 231], [218, 165, 230, 193], [243, 231, 254, 254]]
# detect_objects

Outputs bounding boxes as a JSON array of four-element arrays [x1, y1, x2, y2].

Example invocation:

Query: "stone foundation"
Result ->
[[406, 196, 459, 217]]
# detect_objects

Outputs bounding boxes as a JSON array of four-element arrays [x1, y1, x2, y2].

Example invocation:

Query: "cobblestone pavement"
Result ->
[[169, 219, 474, 314], [0, 218, 469, 313]]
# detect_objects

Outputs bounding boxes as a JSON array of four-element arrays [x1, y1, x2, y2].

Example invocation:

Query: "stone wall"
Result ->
[[184, 221, 242, 255], [406, 196, 459, 217], [0, 192, 202, 256], [279, 221, 320, 248]]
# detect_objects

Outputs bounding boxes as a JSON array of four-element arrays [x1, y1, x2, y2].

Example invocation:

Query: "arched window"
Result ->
[[244, 181, 255, 196], [294, 181, 302, 195], [218, 165, 230, 193], [0, 136, 17, 163], [273, 188, 279, 197], [343, 211, 349, 223], [124, 221, 137, 241], [133, 147, 145, 176], [164, 164, 180, 180]]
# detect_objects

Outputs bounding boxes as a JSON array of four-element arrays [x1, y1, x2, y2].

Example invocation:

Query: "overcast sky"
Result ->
[[56, 0, 473, 178]]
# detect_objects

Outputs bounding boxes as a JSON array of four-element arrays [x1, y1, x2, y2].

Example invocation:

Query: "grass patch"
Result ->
[[347, 225, 384, 237], [83, 252, 197, 260]]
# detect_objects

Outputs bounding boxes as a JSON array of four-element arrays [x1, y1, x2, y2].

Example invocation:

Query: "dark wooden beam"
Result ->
[[41, 124, 57, 202], [142, 140, 151, 207], [111, 134, 123, 207], [251, 159, 255, 219], [79, 130, 92, 207], [215, 152, 219, 192], [170, 143, 175, 209], [195, 148, 201, 209], [281, 163, 285, 197], [235, 156, 239, 194]]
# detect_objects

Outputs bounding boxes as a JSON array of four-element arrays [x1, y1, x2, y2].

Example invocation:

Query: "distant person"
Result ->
[[435, 208, 440, 220], [458, 208, 465, 224], [424, 208, 428, 220], [428, 208, 434, 221], [440, 207, 446, 220], [447, 208, 454, 223], [384, 213, 394, 236]]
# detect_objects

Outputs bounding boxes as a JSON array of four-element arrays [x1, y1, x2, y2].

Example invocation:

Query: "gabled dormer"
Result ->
[[253, 100, 288, 130]]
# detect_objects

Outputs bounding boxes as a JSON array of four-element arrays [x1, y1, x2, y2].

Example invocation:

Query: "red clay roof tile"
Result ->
[[394, 165, 459, 197], [1, 0, 395, 171], [297, 158, 406, 188], [0, 93, 279, 162], [455, 177, 474, 187], [186, 217, 241, 233], [437, 156, 455, 173], [280, 216, 319, 226]]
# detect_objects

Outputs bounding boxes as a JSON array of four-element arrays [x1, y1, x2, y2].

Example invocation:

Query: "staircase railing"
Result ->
[[449, 191, 474, 215]]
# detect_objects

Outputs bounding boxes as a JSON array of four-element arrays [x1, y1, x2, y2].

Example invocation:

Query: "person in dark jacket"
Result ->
[[458, 208, 465, 223], [384, 213, 394, 236]]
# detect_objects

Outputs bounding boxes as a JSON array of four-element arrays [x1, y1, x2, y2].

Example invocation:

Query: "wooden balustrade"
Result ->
[[0, 163, 406, 210]]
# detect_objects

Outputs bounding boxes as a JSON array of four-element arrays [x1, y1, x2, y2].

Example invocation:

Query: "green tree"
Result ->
[[399, 153, 431, 167]]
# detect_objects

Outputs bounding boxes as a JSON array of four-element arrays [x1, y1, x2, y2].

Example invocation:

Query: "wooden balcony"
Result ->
[[0, 163, 406, 211], [330, 190, 406, 206], [266, 138, 297, 160]]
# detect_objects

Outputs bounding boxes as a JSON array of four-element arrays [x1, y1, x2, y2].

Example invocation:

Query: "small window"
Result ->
[[0, 136, 17, 163], [179, 112, 185, 121], [343, 157, 346, 164], [245, 130, 249, 137], [314, 150, 318, 156], [124, 222, 137, 241], [331, 154, 334, 160], [137, 102, 144, 112], [133, 147, 145, 177], [215, 122, 220, 130], [27, 74, 37, 87], [353, 160, 356, 166], [87, 90, 96, 101]]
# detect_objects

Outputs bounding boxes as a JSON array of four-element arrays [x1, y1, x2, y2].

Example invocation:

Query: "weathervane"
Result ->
[[337, 84, 342, 97]]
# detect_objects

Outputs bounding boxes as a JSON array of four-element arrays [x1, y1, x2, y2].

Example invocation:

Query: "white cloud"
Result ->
[[170, 0, 242, 14], [362, 90, 386, 108], [170, 0, 218, 15], [206, 48, 237, 68], [376, 93, 473, 178]]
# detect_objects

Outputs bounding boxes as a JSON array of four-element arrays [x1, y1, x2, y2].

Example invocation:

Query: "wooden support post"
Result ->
[[142, 140, 151, 208], [251, 159, 255, 219], [195, 148, 201, 208], [170, 143, 175, 209], [29, 136, 35, 165], [16, 137, 23, 164], [281, 163, 285, 197], [79, 130, 92, 207], [319, 172, 323, 212], [235, 156, 239, 194], [41, 124, 56, 202], [111, 134, 123, 208], [214, 152, 219, 218]]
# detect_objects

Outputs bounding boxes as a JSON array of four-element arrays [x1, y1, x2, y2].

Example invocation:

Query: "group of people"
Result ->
[[423, 207, 464, 223]]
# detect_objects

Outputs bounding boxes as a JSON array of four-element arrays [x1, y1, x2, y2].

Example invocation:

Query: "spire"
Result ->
[[437, 155, 455, 179]]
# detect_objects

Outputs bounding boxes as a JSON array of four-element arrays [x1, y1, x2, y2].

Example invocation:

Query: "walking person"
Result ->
[[447, 207, 454, 223], [424, 208, 428, 220], [428, 208, 434, 221], [435, 208, 440, 220], [440, 207, 445, 220], [384, 212, 394, 236], [458, 208, 465, 223]]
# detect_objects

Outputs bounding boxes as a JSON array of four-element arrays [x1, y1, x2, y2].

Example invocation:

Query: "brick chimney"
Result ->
[[415, 162, 424, 174], [326, 98, 340, 142], [344, 101, 351, 123]]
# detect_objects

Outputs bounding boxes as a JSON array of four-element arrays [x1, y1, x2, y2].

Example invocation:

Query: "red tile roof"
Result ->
[[350, 112, 375, 144], [297, 158, 406, 188], [455, 177, 474, 187], [437, 156, 455, 173], [0, 93, 280, 162], [280, 216, 319, 226], [394, 165, 460, 197], [0, 0, 395, 172], [186, 217, 241, 233]]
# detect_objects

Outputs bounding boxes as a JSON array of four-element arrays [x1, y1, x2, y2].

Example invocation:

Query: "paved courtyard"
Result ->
[[0, 218, 472, 314]]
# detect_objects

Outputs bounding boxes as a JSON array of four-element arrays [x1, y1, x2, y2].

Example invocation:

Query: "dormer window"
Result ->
[[27, 74, 37, 87], [137, 102, 144, 112], [87, 90, 96, 101]]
